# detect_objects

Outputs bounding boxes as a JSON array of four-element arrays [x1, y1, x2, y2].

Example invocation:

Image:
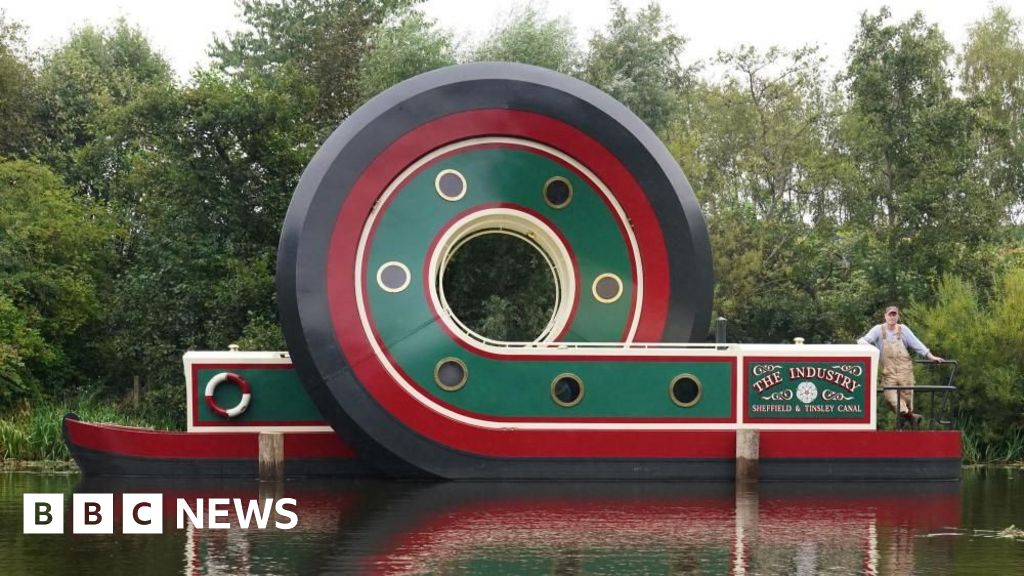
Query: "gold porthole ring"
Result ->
[[543, 176, 573, 209], [435, 169, 467, 201], [669, 373, 702, 408], [550, 373, 584, 407], [434, 357, 469, 392], [592, 273, 624, 304]]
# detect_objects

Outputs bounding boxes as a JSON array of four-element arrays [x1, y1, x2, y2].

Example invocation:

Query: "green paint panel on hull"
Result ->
[[196, 368, 324, 423], [390, 323, 733, 418]]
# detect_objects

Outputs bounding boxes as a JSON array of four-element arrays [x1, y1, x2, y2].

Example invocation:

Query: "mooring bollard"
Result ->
[[736, 429, 759, 483], [259, 431, 284, 482]]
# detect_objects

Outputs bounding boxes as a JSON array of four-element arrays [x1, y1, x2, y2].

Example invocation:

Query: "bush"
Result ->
[[131, 381, 186, 431], [909, 267, 1024, 455]]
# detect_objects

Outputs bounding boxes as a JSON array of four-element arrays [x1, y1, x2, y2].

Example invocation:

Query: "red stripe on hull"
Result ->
[[64, 416, 960, 468], [64, 417, 356, 460], [760, 430, 962, 459]]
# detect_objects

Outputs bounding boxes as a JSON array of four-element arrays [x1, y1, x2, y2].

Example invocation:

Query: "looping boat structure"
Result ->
[[61, 63, 960, 482], [273, 63, 959, 481]]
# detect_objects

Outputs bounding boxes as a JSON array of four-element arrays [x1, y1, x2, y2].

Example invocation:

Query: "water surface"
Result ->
[[1, 468, 1021, 575]]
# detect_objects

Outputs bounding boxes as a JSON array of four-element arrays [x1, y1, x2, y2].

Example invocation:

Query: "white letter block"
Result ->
[[23, 494, 64, 534], [123, 493, 163, 534], [73, 493, 114, 534]]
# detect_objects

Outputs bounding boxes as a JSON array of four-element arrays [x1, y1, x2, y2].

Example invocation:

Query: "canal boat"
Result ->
[[64, 63, 961, 481]]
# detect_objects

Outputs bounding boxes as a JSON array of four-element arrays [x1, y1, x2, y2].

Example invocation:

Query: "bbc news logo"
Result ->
[[24, 494, 298, 534]]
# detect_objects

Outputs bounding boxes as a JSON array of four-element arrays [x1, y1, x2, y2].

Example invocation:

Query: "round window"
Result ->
[[670, 374, 702, 408], [434, 357, 469, 391], [551, 373, 584, 407], [441, 232, 557, 342]]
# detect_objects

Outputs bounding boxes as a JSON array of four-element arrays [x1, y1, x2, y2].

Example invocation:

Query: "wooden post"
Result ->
[[259, 432, 284, 482], [132, 375, 141, 409], [736, 429, 759, 483]]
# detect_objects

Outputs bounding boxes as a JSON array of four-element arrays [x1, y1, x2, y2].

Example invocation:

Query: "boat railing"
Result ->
[[878, 359, 958, 431]]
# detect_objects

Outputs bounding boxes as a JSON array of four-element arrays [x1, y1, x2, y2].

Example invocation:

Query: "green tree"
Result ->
[[839, 8, 1001, 307], [961, 6, 1024, 209], [582, 0, 689, 134], [671, 46, 853, 341], [35, 19, 175, 201], [0, 294, 47, 406], [211, 0, 417, 129], [358, 11, 456, 100], [106, 69, 317, 388], [0, 11, 38, 158], [909, 268, 1024, 450], [0, 160, 119, 404], [467, 3, 579, 74]]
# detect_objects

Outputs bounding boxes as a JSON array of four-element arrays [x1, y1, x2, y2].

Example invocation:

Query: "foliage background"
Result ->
[[0, 1, 1022, 454]]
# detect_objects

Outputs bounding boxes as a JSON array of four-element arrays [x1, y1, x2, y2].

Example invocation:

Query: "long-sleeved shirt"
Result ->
[[857, 324, 931, 358]]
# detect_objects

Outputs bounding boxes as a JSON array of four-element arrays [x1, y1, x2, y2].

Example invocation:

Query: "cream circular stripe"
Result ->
[[428, 209, 575, 347]]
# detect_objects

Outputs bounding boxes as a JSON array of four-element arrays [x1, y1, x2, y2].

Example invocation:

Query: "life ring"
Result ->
[[204, 372, 251, 418]]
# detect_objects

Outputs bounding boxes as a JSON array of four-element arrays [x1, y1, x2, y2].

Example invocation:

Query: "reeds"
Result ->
[[960, 418, 1024, 465], [0, 398, 149, 461]]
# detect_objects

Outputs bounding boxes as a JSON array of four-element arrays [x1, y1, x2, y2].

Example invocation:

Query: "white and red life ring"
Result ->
[[205, 372, 252, 418]]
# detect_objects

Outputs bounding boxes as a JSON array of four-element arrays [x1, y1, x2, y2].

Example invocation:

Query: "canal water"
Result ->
[[1, 468, 1021, 575]]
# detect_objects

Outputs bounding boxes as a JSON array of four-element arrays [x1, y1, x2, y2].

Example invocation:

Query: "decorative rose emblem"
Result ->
[[796, 381, 818, 404]]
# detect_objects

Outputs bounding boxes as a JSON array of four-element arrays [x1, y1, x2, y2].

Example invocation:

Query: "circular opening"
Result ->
[[434, 357, 468, 391], [377, 261, 411, 293], [441, 232, 557, 342], [551, 373, 584, 407], [592, 273, 623, 304], [670, 374, 702, 408], [543, 176, 573, 209], [435, 169, 467, 201]]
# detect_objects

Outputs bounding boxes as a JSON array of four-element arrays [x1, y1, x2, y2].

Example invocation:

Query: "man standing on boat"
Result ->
[[858, 305, 944, 428]]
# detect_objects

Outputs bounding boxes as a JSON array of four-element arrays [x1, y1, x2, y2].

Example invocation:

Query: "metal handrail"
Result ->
[[914, 358, 959, 383], [878, 360, 959, 430]]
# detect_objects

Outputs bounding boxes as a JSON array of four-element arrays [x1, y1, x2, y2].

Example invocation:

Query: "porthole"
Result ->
[[543, 176, 573, 209], [551, 373, 584, 407], [434, 357, 468, 392], [435, 169, 467, 201], [376, 261, 411, 293], [591, 273, 623, 304], [670, 374, 702, 408]]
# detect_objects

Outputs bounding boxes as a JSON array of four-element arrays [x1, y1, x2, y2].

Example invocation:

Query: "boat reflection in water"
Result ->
[[76, 478, 960, 575]]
